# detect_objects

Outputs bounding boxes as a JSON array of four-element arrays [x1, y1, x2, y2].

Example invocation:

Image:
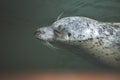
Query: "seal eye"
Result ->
[[54, 30, 61, 34], [54, 29, 62, 36], [68, 33, 71, 37]]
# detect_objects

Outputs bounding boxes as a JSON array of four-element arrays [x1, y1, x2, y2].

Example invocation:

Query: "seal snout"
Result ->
[[34, 31, 40, 37], [34, 28, 43, 38]]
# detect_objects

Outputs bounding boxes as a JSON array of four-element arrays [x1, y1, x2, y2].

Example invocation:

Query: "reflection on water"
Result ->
[[0, 0, 120, 71]]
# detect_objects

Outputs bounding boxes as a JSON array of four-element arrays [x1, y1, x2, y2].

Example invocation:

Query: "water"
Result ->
[[0, 0, 120, 71]]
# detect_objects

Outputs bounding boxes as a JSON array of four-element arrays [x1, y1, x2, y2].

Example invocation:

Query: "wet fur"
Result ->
[[35, 16, 120, 68]]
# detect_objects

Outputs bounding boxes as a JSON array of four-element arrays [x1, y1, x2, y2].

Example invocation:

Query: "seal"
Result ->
[[34, 16, 120, 68]]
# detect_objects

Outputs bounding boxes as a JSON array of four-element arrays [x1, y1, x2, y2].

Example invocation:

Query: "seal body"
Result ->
[[35, 16, 120, 67]]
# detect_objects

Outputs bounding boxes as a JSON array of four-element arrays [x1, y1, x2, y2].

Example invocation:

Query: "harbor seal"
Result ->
[[34, 16, 120, 68]]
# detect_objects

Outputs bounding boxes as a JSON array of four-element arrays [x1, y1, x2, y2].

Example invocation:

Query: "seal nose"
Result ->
[[34, 30, 41, 38]]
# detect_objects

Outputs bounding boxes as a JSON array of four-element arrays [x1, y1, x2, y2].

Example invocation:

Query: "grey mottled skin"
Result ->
[[34, 16, 120, 67]]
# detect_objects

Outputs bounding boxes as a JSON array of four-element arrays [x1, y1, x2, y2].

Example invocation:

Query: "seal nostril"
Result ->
[[34, 31, 41, 37], [37, 31, 41, 34]]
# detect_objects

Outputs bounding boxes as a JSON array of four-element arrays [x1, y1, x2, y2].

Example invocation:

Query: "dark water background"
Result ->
[[0, 0, 120, 72]]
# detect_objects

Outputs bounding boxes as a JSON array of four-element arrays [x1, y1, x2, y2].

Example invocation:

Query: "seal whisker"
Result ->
[[45, 41, 59, 49], [57, 12, 64, 21]]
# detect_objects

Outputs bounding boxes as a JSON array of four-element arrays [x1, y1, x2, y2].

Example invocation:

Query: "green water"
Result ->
[[0, 0, 120, 71]]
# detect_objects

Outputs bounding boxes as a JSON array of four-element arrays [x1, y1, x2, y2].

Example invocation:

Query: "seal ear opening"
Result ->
[[68, 32, 71, 37]]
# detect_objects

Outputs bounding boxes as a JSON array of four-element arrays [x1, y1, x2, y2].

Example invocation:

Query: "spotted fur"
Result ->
[[35, 16, 120, 67]]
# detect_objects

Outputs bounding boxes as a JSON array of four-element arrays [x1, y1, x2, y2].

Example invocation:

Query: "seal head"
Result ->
[[35, 17, 101, 42]]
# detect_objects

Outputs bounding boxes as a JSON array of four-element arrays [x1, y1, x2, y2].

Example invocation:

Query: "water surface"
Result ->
[[0, 0, 120, 71]]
